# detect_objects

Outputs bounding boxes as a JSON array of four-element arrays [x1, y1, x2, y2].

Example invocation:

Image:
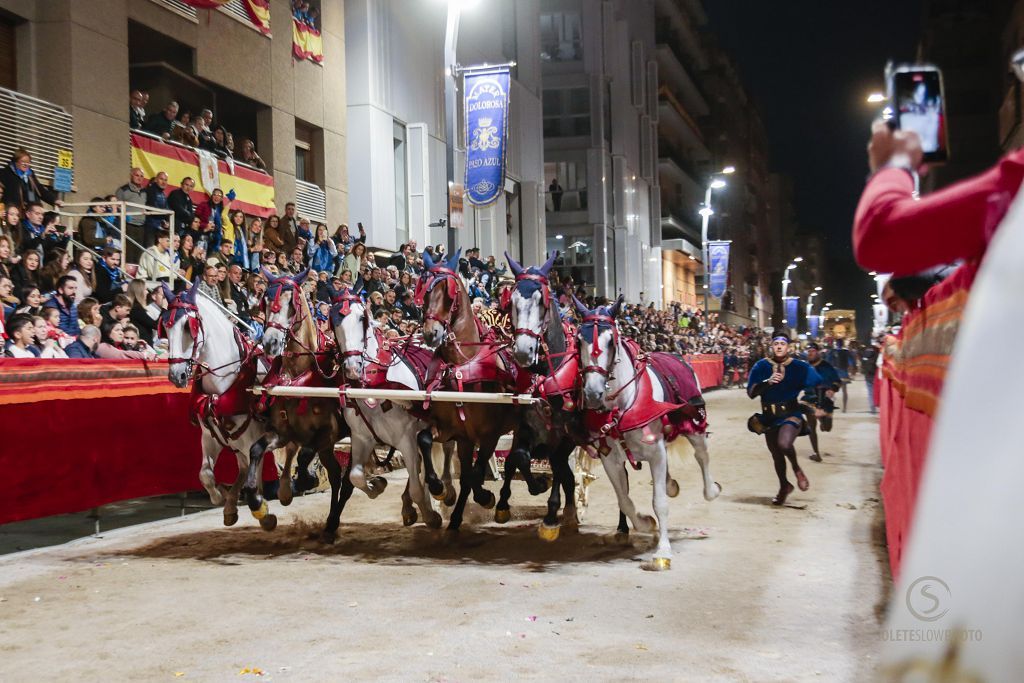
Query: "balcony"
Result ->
[[661, 207, 701, 244], [658, 88, 710, 161], [658, 156, 702, 209], [655, 44, 709, 118]]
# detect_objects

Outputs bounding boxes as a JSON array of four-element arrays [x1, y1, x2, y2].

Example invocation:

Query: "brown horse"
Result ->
[[246, 269, 354, 543], [419, 249, 523, 533]]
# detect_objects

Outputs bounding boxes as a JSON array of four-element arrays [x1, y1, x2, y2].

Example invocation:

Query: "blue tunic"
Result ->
[[802, 359, 841, 409], [748, 358, 823, 426]]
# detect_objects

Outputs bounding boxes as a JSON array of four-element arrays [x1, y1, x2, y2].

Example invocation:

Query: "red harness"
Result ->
[[189, 328, 264, 448]]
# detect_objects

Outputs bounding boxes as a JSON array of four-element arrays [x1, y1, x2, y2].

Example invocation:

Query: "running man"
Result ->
[[747, 333, 825, 505], [800, 342, 841, 462]]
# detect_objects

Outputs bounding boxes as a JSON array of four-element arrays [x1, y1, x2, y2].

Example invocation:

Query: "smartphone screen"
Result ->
[[892, 68, 947, 162]]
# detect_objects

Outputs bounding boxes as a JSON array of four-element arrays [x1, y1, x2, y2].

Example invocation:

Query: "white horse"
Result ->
[[163, 281, 279, 530], [574, 296, 720, 570], [331, 285, 443, 529]]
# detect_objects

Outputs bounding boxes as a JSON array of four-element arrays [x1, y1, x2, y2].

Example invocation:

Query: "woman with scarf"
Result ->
[[227, 209, 250, 270], [196, 188, 232, 250], [0, 149, 60, 212], [78, 197, 121, 251]]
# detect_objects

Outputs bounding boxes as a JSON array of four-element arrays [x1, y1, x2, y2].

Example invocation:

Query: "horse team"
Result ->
[[162, 250, 720, 570]]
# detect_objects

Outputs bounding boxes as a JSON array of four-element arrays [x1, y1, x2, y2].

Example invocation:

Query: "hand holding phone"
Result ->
[[887, 63, 947, 163]]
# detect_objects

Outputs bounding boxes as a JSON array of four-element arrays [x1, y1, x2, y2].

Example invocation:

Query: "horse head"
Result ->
[[331, 284, 369, 381], [507, 250, 558, 368], [260, 267, 310, 357], [161, 279, 202, 388], [420, 247, 462, 349], [576, 294, 624, 409]]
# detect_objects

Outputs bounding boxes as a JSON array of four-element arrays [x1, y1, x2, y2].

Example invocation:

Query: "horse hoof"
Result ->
[[538, 524, 560, 542], [641, 557, 671, 572], [475, 490, 496, 510], [494, 507, 511, 524], [259, 514, 278, 532], [319, 530, 337, 545], [637, 514, 658, 533], [443, 483, 458, 507], [209, 488, 226, 507], [705, 482, 722, 502], [402, 509, 418, 527], [425, 511, 443, 529], [527, 478, 551, 496], [667, 478, 680, 498], [223, 511, 238, 527], [251, 500, 269, 520], [370, 476, 388, 496]]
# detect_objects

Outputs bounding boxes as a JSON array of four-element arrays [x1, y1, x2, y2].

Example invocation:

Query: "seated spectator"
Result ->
[[171, 110, 200, 147], [3, 314, 39, 357], [94, 246, 128, 304], [15, 286, 43, 316], [138, 230, 177, 282], [167, 177, 197, 235], [68, 249, 97, 303], [0, 149, 61, 212], [237, 139, 267, 171], [76, 297, 103, 329], [43, 275, 79, 337], [129, 90, 147, 130], [121, 324, 155, 355], [368, 290, 385, 316], [144, 100, 179, 139], [226, 264, 250, 320], [65, 325, 101, 359], [280, 204, 302, 250], [32, 315, 68, 358], [39, 245, 72, 291], [288, 246, 305, 274], [99, 293, 132, 340], [97, 321, 156, 360], [41, 306, 76, 347], [0, 275, 16, 317], [127, 279, 159, 345], [245, 272, 267, 310], [1, 204, 21, 246], [198, 266, 223, 304], [210, 239, 234, 270], [10, 249, 41, 298]]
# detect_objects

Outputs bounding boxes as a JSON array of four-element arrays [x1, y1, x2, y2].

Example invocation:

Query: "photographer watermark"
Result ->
[[882, 575, 983, 642]]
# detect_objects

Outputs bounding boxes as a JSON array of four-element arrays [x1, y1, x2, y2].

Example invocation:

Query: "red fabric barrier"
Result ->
[[685, 354, 724, 390]]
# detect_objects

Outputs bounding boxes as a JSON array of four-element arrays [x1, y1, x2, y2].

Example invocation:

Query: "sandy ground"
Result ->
[[0, 383, 889, 682]]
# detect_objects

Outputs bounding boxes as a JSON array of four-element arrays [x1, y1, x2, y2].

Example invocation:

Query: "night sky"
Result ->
[[704, 1, 923, 317]]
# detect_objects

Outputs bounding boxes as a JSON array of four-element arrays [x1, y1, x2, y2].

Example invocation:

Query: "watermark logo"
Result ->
[[906, 575, 951, 622]]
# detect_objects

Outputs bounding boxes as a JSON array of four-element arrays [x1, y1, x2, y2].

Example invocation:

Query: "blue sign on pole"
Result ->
[[52, 167, 73, 193], [463, 67, 510, 207], [784, 296, 799, 329], [809, 313, 820, 338], [708, 240, 731, 299]]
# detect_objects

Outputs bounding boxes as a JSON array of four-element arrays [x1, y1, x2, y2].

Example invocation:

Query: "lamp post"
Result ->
[[700, 165, 735, 318], [780, 257, 801, 326]]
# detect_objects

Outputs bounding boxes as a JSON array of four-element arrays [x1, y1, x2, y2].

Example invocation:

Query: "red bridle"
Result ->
[[580, 313, 619, 377], [421, 266, 462, 336], [512, 272, 551, 342]]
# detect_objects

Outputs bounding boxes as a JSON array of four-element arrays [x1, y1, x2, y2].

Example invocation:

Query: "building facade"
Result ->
[[540, 0, 659, 303], [345, 0, 546, 262], [0, 0, 347, 226]]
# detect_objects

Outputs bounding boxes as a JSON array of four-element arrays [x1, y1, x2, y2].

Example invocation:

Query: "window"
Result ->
[[295, 145, 310, 182], [393, 120, 408, 245], [542, 87, 590, 138], [544, 159, 588, 211], [539, 12, 582, 62]]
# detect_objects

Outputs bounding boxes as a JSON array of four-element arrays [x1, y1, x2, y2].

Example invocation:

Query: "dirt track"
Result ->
[[0, 384, 889, 682]]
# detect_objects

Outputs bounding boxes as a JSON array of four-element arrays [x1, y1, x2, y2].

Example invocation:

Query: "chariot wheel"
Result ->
[[572, 448, 598, 522]]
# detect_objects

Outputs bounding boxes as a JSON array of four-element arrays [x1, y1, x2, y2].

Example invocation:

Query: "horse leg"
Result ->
[[557, 441, 579, 529], [442, 440, 458, 506], [243, 436, 278, 531], [601, 453, 653, 537], [292, 447, 319, 495], [644, 440, 673, 571], [400, 430, 442, 529], [495, 431, 527, 524], [519, 444, 551, 496], [198, 429, 224, 505], [348, 428, 387, 500], [471, 434, 498, 510], [538, 441, 572, 541], [684, 432, 722, 501], [446, 438, 476, 534], [417, 428, 446, 500], [277, 442, 298, 506]]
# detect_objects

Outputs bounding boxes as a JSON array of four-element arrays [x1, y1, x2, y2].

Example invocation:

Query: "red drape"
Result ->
[[685, 354, 724, 390]]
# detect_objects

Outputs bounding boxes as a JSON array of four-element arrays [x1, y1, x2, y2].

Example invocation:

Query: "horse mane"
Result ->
[[285, 283, 319, 375], [440, 270, 481, 364], [545, 297, 567, 362]]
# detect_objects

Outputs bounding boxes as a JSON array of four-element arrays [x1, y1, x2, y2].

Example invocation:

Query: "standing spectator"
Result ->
[[263, 214, 285, 253], [307, 223, 338, 273], [210, 126, 231, 159], [246, 217, 266, 271], [549, 177, 563, 211], [78, 198, 117, 251], [211, 239, 234, 269], [142, 172, 170, 249], [0, 149, 61, 212], [167, 177, 197, 235], [94, 247, 128, 304], [341, 241, 366, 280], [196, 188, 230, 248], [43, 275, 79, 336], [65, 325, 101, 359], [115, 167, 147, 245], [144, 100, 179, 139], [129, 90, 147, 130], [68, 250, 97, 303], [335, 222, 366, 254], [237, 139, 266, 171], [227, 210, 249, 269], [127, 279, 158, 345], [860, 340, 880, 415], [280, 202, 301, 253]]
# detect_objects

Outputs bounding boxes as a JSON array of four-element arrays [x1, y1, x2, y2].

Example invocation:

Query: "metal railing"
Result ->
[[0, 86, 75, 188]]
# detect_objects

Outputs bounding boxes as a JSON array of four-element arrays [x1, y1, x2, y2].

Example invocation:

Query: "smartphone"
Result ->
[[886, 63, 948, 163]]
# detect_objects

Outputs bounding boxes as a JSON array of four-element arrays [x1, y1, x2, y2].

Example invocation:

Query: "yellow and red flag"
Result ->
[[180, 0, 270, 35], [292, 17, 324, 63]]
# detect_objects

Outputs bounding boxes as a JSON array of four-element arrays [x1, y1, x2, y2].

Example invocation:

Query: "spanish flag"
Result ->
[[292, 17, 324, 64], [180, 0, 270, 35]]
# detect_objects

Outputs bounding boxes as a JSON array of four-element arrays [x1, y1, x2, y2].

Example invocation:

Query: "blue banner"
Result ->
[[784, 296, 799, 328], [809, 314, 820, 338], [707, 240, 731, 299], [464, 67, 510, 207]]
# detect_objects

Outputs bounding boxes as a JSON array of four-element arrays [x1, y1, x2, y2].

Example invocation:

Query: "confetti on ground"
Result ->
[[635, 643, 648, 651], [33, 597, 41, 602], [526, 616, 537, 622], [238, 667, 264, 676], [174, 673, 185, 678]]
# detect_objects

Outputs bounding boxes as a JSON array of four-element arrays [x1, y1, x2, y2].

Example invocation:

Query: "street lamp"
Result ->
[[805, 291, 819, 333], [867, 92, 886, 104], [700, 165, 735, 317]]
